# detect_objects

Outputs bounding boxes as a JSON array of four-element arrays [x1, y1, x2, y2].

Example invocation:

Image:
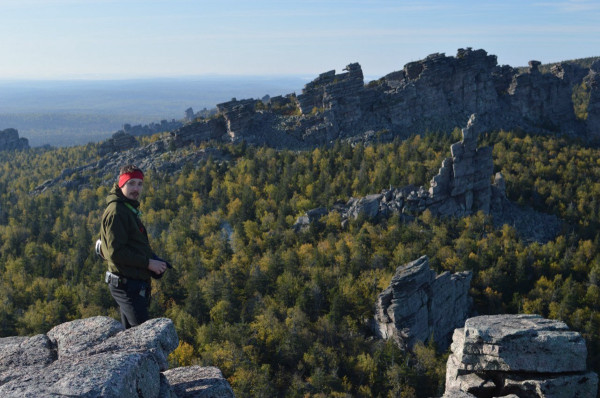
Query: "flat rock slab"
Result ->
[[89, 318, 179, 371], [453, 314, 587, 373], [445, 314, 598, 398], [47, 316, 124, 358], [163, 366, 235, 397]]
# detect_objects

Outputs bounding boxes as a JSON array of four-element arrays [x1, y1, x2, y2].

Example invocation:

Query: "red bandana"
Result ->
[[118, 170, 144, 187]]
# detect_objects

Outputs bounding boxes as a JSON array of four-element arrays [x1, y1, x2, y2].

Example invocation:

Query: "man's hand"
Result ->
[[148, 258, 167, 275]]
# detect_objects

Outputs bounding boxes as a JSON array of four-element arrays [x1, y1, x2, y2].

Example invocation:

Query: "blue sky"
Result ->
[[0, 0, 598, 80]]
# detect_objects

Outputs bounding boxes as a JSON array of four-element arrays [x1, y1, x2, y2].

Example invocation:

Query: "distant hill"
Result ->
[[0, 76, 307, 147]]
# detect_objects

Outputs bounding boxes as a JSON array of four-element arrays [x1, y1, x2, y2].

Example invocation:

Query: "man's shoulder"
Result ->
[[103, 199, 127, 218]]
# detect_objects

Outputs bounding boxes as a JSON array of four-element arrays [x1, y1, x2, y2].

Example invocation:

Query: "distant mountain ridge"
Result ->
[[3, 48, 599, 148], [169, 48, 600, 149]]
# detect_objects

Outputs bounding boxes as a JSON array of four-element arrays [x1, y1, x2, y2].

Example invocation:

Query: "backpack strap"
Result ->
[[123, 202, 147, 235], [123, 202, 142, 217]]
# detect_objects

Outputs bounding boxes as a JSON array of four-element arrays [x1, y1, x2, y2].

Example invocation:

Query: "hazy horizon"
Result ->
[[0, 75, 310, 147]]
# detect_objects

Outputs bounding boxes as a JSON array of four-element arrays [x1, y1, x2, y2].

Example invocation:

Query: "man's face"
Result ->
[[121, 178, 143, 201]]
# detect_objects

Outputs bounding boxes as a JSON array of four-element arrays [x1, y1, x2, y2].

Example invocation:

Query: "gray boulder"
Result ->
[[164, 366, 235, 397], [47, 315, 124, 358], [444, 314, 598, 398], [0, 334, 56, 368], [0, 316, 234, 398], [373, 255, 472, 351], [348, 194, 383, 219]]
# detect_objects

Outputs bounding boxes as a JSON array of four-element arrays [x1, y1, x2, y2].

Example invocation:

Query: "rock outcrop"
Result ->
[[428, 115, 494, 217], [0, 128, 29, 151], [294, 114, 562, 243], [31, 139, 232, 194], [0, 316, 234, 398], [121, 119, 183, 137], [373, 255, 472, 351], [443, 314, 598, 398], [170, 48, 600, 149], [98, 131, 140, 155]]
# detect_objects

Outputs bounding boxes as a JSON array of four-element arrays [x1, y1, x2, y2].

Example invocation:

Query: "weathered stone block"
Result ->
[[445, 314, 598, 398], [373, 256, 472, 350], [163, 366, 235, 398], [455, 314, 587, 373]]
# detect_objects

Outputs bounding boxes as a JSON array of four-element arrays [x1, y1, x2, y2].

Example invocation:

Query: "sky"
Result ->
[[0, 0, 598, 80]]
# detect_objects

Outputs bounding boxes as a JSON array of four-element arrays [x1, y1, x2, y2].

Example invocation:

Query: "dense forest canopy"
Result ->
[[1, 129, 600, 397]]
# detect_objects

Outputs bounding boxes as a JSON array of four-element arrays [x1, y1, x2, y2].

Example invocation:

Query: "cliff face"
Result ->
[[373, 255, 472, 351], [0, 316, 234, 398], [586, 60, 600, 137], [171, 48, 600, 148]]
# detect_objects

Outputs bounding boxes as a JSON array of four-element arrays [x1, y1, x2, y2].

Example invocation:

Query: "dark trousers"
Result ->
[[108, 279, 151, 329]]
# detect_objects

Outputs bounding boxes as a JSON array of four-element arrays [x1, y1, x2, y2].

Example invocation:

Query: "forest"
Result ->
[[1, 128, 600, 397]]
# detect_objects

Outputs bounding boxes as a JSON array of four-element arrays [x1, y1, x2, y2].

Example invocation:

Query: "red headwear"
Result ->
[[118, 170, 144, 188]]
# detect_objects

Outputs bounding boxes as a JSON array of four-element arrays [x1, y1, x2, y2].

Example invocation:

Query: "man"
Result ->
[[100, 165, 168, 328]]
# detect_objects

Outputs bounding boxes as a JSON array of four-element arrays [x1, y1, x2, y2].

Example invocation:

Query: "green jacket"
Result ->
[[100, 185, 153, 282]]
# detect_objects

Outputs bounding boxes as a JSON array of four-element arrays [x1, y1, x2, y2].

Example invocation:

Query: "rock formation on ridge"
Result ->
[[169, 48, 600, 149], [443, 314, 598, 398], [0, 316, 234, 397], [0, 128, 29, 151], [373, 255, 472, 351], [294, 114, 562, 243], [98, 131, 140, 155], [428, 114, 494, 217]]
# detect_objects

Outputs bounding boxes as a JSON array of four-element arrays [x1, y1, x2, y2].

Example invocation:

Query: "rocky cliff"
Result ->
[[170, 48, 600, 149], [373, 255, 472, 351], [0, 128, 29, 151], [0, 316, 234, 397], [443, 314, 598, 398], [294, 114, 562, 243]]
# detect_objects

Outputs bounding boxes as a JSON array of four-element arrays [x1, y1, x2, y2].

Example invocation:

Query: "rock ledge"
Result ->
[[0, 316, 234, 398]]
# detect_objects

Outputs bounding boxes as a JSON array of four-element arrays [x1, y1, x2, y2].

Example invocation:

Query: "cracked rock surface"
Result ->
[[0, 316, 234, 398], [443, 314, 598, 398]]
